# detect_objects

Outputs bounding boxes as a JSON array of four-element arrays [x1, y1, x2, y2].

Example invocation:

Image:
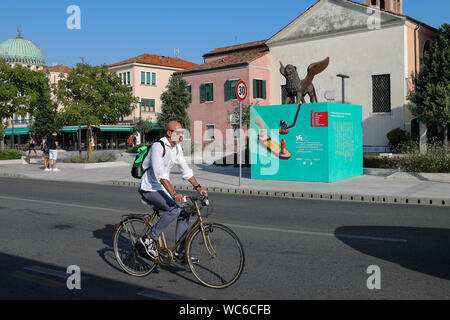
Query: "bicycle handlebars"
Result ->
[[184, 193, 209, 208]]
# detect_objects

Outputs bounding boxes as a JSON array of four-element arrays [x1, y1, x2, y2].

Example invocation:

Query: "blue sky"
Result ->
[[0, 0, 448, 67]]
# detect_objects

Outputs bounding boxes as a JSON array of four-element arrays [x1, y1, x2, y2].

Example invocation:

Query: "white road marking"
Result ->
[[224, 223, 408, 243], [0, 195, 135, 214], [24, 265, 87, 280], [1, 195, 407, 243]]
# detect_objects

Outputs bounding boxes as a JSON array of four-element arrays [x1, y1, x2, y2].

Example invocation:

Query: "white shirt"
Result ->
[[139, 137, 194, 193]]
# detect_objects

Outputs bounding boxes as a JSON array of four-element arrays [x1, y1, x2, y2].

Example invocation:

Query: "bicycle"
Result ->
[[113, 194, 245, 289]]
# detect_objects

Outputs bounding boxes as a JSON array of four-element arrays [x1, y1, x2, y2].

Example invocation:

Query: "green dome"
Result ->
[[0, 29, 45, 67]]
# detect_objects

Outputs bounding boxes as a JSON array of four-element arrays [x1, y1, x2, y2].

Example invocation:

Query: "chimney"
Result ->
[[364, 0, 403, 14]]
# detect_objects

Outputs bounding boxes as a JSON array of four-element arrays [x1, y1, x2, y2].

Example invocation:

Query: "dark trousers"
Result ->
[[139, 189, 190, 253]]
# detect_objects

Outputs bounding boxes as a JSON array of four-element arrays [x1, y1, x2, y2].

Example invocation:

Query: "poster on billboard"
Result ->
[[250, 102, 363, 182]]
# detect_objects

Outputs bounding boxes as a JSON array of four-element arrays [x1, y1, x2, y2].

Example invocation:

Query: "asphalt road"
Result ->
[[0, 177, 449, 300]]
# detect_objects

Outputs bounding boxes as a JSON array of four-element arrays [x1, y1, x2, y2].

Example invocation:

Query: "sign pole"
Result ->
[[236, 80, 247, 188], [239, 100, 242, 187]]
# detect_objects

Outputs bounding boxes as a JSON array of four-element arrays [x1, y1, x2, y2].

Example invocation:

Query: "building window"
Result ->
[[141, 99, 155, 112], [253, 79, 266, 99], [119, 72, 130, 85], [372, 74, 391, 113], [206, 124, 215, 140], [186, 85, 192, 103], [224, 80, 239, 100], [140, 72, 156, 85], [200, 83, 214, 102]]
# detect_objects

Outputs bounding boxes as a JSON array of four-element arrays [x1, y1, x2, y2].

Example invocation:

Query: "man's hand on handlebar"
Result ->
[[197, 188, 208, 199], [173, 193, 184, 203]]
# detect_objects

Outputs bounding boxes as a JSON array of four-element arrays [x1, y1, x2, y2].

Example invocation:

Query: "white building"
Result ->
[[266, 0, 436, 151]]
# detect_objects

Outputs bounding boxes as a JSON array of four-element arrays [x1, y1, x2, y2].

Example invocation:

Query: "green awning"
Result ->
[[61, 125, 133, 132], [4, 127, 31, 135], [61, 126, 87, 133], [151, 122, 164, 131], [99, 125, 132, 132]]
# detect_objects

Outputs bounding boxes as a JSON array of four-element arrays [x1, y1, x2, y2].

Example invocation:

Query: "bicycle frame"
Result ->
[[120, 196, 215, 262]]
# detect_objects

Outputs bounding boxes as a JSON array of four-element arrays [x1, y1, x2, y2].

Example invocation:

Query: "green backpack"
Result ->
[[131, 141, 165, 179]]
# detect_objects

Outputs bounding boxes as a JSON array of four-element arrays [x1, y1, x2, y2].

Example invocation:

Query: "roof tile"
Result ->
[[109, 53, 197, 69], [177, 46, 269, 75]]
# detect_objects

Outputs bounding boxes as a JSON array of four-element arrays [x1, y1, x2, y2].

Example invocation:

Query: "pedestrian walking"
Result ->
[[127, 134, 133, 149], [90, 136, 95, 150], [41, 138, 50, 171], [27, 134, 38, 157]]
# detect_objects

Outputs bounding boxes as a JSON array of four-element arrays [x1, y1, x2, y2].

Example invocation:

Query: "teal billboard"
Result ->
[[250, 103, 363, 182]]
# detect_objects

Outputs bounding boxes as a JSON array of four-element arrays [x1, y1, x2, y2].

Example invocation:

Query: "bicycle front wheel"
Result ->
[[113, 217, 157, 277], [186, 223, 245, 289]]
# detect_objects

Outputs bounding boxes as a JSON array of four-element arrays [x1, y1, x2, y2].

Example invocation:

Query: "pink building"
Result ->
[[177, 40, 271, 151], [109, 53, 197, 142]]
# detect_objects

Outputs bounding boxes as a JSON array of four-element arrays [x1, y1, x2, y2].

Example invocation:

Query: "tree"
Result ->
[[157, 74, 191, 129], [54, 60, 138, 160], [0, 61, 42, 150], [228, 100, 259, 129], [132, 120, 152, 144], [409, 23, 450, 147], [29, 71, 60, 140]]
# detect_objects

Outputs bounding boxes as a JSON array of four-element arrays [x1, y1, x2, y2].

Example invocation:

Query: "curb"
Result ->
[[60, 161, 129, 169], [109, 180, 450, 208]]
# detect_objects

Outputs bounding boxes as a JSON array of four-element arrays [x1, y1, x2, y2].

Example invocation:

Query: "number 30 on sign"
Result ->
[[236, 80, 247, 101]]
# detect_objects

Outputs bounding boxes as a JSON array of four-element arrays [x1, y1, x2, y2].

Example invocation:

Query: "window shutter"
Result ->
[[127, 72, 130, 84], [146, 72, 151, 85], [262, 80, 266, 99], [224, 80, 230, 101], [253, 79, 257, 98], [200, 84, 205, 103], [141, 72, 145, 84], [209, 83, 214, 101], [152, 72, 156, 85], [186, 85, 192, 103]]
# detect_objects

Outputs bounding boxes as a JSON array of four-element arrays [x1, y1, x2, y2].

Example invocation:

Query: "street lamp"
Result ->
[[336, 74, 350, 104]]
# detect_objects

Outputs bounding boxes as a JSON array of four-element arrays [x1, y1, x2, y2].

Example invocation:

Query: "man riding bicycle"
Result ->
[[138, 121, 208, 262]]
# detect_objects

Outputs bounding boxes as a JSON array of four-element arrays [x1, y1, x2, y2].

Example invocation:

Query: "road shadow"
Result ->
[[0, 251, 190, 299], [335, 226, 450, 280], [92, 224, 199, 286]]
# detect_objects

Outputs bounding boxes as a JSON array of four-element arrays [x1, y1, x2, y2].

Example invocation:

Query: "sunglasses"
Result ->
[[169, 129, 184, 135]]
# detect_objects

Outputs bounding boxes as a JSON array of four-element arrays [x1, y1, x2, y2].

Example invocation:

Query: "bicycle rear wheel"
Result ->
[[186, 222, 245, 289], [113, 217, 157, 277]]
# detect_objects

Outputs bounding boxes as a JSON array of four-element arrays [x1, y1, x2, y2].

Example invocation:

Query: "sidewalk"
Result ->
[[1, 153, 449, 207]]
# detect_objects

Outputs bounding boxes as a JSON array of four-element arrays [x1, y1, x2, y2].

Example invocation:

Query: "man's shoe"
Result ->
[[52, 168, 60, 172], [174, 251, 199, 264], [139, 237, 159, 260], [44, 168, 51, 171]]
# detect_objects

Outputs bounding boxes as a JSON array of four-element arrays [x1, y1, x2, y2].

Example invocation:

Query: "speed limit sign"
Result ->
[[236, 80, 247, 101]]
